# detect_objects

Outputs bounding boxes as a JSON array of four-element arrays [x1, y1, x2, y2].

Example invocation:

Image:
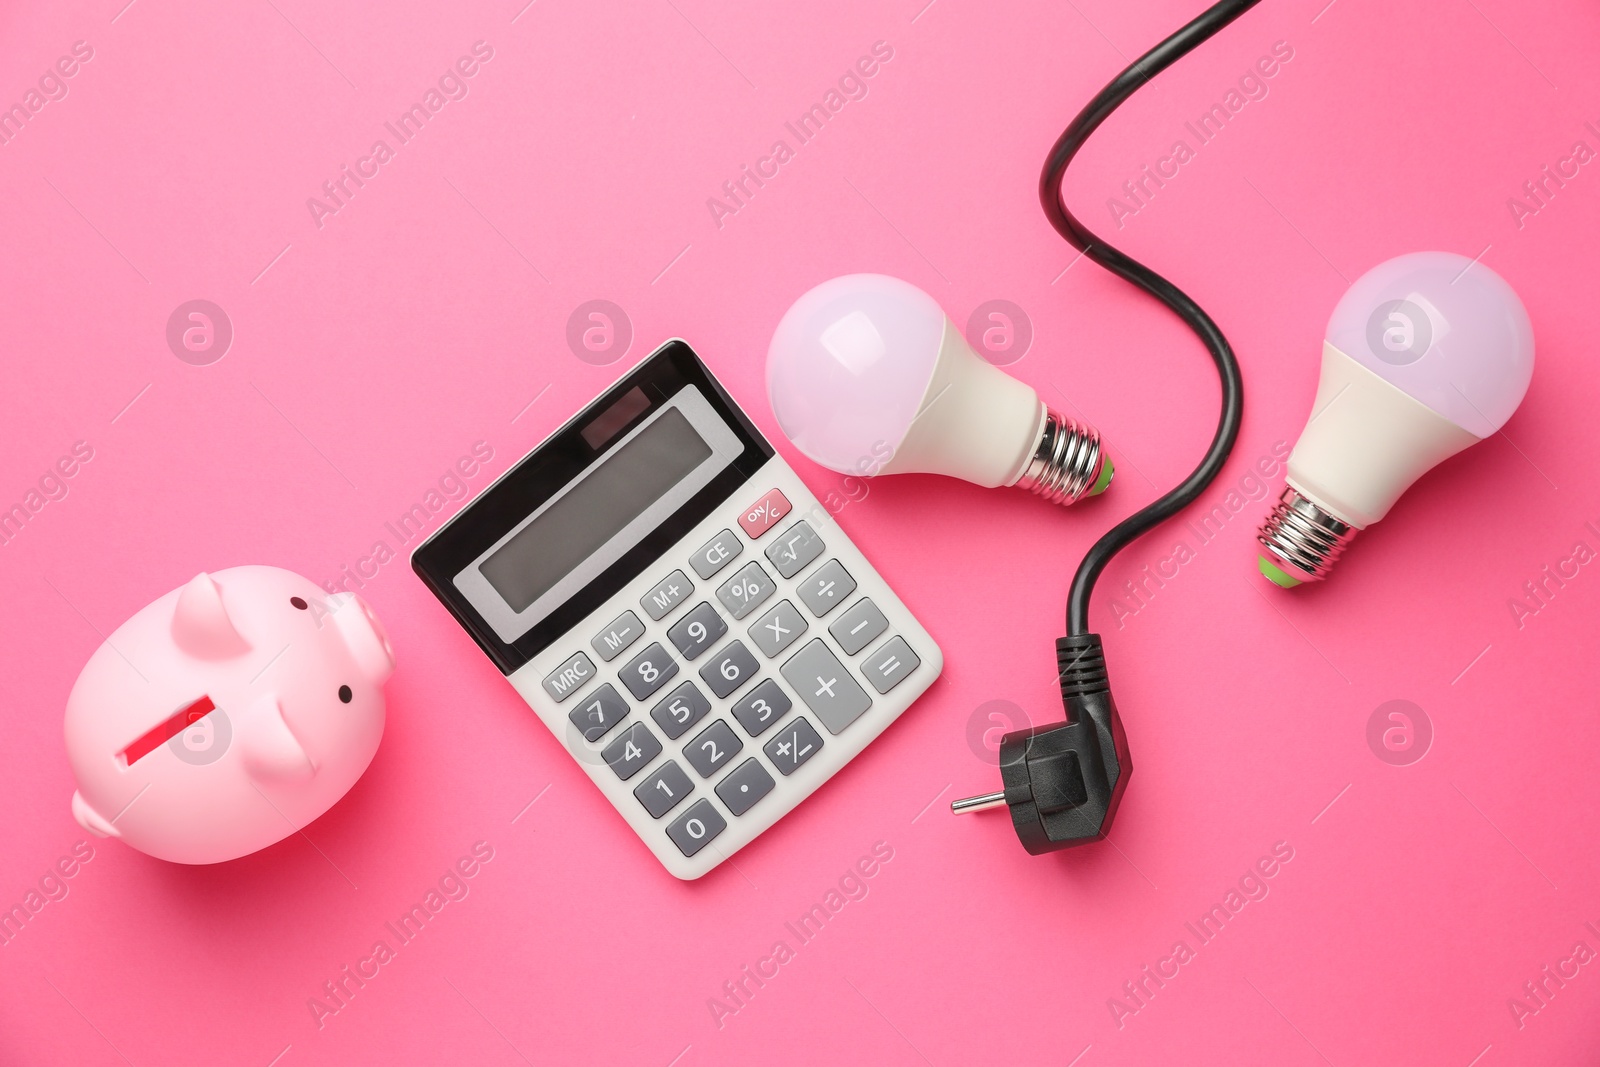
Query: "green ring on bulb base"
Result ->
[[1257, 555, 1303, 588], [1088, 457, 1114, 496]]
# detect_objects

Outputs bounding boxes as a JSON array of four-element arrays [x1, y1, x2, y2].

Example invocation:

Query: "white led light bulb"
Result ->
[[766, 274, 1112, 505], [1257, 252, 1535, 586]]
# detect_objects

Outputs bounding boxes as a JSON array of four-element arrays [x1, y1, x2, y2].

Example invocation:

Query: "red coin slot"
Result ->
[[119, 695, 216, 767], [738, 489, 791, 539]]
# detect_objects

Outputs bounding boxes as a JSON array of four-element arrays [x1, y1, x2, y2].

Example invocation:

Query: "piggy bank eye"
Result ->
[[291, 597, 308, 610], [338, 685, 352, 703]]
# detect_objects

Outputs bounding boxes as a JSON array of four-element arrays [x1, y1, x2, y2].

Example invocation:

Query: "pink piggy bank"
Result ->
[[64, 566, 394, 864]]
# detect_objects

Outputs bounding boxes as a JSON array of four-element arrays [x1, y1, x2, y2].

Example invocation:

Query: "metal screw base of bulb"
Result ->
[[1256, 486, 1359, 583], [1015, 409, 1105, 506]]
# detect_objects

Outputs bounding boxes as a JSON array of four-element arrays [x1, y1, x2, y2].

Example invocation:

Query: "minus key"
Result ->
[[828, 598, 887, 656]]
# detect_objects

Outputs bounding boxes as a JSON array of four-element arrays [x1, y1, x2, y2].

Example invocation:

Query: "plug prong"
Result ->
[[951, 790, 1006, 815]]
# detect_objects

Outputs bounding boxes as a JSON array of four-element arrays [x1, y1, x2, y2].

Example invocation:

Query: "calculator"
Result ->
[[413, 340, 942, 879]]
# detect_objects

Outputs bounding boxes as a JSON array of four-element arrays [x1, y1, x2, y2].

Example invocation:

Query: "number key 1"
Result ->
[[634, 760, 693, 818]]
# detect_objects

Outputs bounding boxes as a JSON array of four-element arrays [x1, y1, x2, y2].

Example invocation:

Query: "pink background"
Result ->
[[3, 0, 1599, 1063]]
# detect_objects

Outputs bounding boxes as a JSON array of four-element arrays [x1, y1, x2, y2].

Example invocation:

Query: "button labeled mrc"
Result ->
[[542, 652, 595, 702], [738, 489, 791, 539]]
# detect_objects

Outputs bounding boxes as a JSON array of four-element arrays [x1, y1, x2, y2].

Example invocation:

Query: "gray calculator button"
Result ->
[[684, 719, 743, 778], [716, 758, 775, 816], [567, 683, 628, 742], [666, 798, 727, 857], [749, 600, 807, 658], [619, 642, 679, 700], [829, 598, 889, 655], [716, 561, 776, 620], [667, 601, 727, 661], [797, 559, 856, 617], [649, 680, 711, 740], [700, 639, 759, 699], [590, 610, 644, 662], [764, 520, 825, 578], [602, 722, 662, 781], [542, 652, 596, 702], [731, 679, 792, 737], [763, 716, 824, 776], [862, 636, 919, 694], [691, 529, 743, 580], [780, 639, 871, 734], [641, 569, 693, 621], [634, 760, 693, 819]]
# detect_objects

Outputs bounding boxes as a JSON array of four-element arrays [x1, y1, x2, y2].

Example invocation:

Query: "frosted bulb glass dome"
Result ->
[[1325, 251, 1534, 438], [766, 274, 1110, 505], [766, 274, 947, 475], [1258, 252, 1535, 586]]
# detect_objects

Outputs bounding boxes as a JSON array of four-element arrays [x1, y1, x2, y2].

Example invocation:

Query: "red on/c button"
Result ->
[[738, 489, 791, 538]]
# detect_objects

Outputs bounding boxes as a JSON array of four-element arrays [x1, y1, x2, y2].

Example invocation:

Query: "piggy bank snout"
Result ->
[[327, 592, 395, 684]]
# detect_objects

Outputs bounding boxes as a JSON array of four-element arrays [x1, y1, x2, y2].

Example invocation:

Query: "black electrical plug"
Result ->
[[952, 634, 1130, 853]]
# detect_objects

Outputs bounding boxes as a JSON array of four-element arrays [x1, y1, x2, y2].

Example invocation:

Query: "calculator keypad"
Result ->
[[667, 601, 726, 660], [862, 636, 920, 694], [738, 489, 791, 538], [797, 560, 855, 617], [666, 798, 727, 857], [568, 683, 628, 742], [700, 639, 759, 699], [749, 600, 807, 658], [543, 652, 596, 702], [603, 722, 662, 780], [829, 598, 887, 655], [635, 760, 693, 818], [649, 681, 711, 740], [716, 758, 775, 816], [765, 520, 825, 578], [619, 642, 679, 700], [641, 570, 693, 621], [684, 719, 742, 778], [716, 561, 776, 619], [690, 529, 743, 579], [764, 716, 824, 776], [537, 478, 932, 876], [591, 611, 644, 662], [781, 639, 872, 734], [731, 679, 791, 737]]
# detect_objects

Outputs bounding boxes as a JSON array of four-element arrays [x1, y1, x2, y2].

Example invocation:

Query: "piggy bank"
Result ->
[[64, 566, 394, 864]]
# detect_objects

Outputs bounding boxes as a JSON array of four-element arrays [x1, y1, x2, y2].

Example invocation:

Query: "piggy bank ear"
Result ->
[[172, 573, 251, 660], [324, 593, 395, 685], [239, 693, 315, 780]]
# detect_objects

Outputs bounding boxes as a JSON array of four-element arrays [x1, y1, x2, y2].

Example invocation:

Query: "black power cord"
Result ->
[[955, 0, 1258, 853]]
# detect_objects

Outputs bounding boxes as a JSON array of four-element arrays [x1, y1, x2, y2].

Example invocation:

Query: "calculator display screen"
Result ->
[[413, 341, 774, 674], [480, 408, 713, 612]]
